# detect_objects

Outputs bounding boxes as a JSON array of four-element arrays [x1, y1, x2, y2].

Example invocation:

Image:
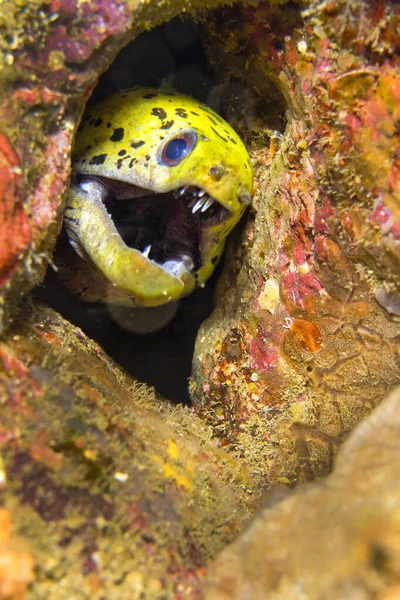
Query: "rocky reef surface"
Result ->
[[206, 386, 400, 599], [192, 0, 400, 487], [1, 301, 255, 598], [0, 0, 400, 598]]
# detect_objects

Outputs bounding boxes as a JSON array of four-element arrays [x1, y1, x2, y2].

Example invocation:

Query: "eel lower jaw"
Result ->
[[65, 176, 236, 304], [83, 176, 233, 275]]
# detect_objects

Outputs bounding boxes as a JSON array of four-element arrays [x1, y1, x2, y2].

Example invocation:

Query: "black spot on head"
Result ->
[[207, 115, 218, 126], [152, 107, 167, 121], [212, 256, 219, 265], [116, 155, 129, 169], [85, 144, 93, 151], [143, 92, 158, 99], [145, 155, 150, 161], [93, 117, 103, 128], [175, 108, 188, 118], [110, 127, 124, 142], [89, 153, 108, 166], [118, 149, 127, 156], [130, 140, 145, 149], [228, 136, 238, 145], [106, 122, 111, 128], [160, 120, 174, 130], [202, 106, 225, 124], [191, 111, 200, 116], [159, 136, 165, 140], [129, 158, 138, 168], [210, 126, 228, 143]]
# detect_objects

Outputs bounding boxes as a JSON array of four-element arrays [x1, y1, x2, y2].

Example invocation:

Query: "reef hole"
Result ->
[[39, 11, 287, 404]]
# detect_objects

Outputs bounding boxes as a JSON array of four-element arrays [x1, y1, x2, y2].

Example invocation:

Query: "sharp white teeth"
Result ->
[[188, 191, 215, 214], [201, 197, 214, 212], [162, 255, 194, 278], [142, 245, 152, 258], [178, 187, 187, 196], [192, 196, 209, 213], [188, 189, 207, 208]]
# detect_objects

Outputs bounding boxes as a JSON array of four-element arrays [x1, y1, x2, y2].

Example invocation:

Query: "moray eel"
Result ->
[[64, 87, 253, 310]]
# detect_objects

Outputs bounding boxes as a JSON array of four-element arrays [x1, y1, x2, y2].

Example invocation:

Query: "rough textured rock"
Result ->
[[191, 0, 400, 487], [205, 385, 400, 600], [0, 301, 255, 599], [1, 0, 400, 597]]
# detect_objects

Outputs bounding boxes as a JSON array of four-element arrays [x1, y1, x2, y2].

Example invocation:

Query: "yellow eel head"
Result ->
[[64, 88, 253, 307]]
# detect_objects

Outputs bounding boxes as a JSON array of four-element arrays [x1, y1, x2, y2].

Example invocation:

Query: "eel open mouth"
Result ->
[[77, 175, 231, 280]]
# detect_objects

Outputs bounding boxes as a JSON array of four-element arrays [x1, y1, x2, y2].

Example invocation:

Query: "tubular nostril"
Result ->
[[209, 165, 225, 180], [239, 187, 252, 205]]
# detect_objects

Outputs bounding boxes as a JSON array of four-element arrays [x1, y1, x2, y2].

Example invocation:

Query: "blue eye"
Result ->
[[161, 131, 197, 166], [166, 138, 187, 160]]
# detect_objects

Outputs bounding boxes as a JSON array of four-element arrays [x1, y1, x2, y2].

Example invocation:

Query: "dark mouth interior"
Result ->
[[79, 175, 230, 276]]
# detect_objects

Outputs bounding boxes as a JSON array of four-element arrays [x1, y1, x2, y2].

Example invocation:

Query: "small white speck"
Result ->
[[251, 372, 259, 382], [114, 471, 128, 483], [91, 552, 101, 567], [297, 40, 307, 54]]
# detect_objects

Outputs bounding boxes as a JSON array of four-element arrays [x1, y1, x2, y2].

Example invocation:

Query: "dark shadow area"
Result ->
[[35, 263, 221, 404], [89, 17, 219, 106]]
